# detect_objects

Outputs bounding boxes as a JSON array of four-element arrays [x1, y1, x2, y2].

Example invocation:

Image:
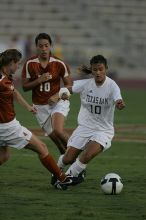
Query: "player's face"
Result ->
[[8, 61, 20, 75], [91, 63, 107, 85], [36, 39, 51, 59]]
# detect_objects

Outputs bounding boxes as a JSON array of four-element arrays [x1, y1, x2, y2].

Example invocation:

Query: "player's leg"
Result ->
[[0, 147, 10, 165], [65, 141, 103, 177], [53, 146, 85, 187], [49, 131, 66, 154], [34, 104, 66, 154], [51, 99, 70, 153], [51, 146, 81, 184], [58, 146, 81, 168], [79, 141, 103, 164], [59, 128, 87, 175], [25, 133, 67, 182], [65, 130, 111, 179], [51, 112, 70, 147]]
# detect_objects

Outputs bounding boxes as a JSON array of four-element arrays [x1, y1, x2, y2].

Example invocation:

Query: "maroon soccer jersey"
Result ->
[[22, 55, 71, 105], [0, 75, 15, 123]]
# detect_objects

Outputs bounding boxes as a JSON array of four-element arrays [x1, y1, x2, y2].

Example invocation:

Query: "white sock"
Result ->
[[57, 154, 66, 169], [65, 158, 87, 177]]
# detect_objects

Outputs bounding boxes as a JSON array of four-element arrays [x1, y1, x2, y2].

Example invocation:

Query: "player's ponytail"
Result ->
[[78, 65, 92, 75]]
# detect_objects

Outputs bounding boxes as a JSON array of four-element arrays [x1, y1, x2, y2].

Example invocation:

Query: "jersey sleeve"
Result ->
[[21, 61, 31, 79], [59, 61, 71, 78], [111, 81, 122, 101], [72, 79, 90, 93]]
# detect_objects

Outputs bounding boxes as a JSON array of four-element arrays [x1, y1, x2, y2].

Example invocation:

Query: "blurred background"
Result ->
[[0, 0, 146, 88]]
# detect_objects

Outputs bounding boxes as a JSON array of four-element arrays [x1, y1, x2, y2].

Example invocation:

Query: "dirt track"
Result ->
[[30, 124, 146, 143]]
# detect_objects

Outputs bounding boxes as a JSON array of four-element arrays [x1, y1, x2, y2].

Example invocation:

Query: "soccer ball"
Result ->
[[100, 173, 123, 195]]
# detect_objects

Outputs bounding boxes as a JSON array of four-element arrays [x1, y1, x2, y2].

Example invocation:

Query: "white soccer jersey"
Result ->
[[72, 77, 122, 137]]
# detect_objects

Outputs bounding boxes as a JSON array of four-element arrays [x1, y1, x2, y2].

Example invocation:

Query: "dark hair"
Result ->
[[35, 33, 52, 46], [90, 55, 108, 68], [0, 49, 22, 69], [79, 55, 108, 74]]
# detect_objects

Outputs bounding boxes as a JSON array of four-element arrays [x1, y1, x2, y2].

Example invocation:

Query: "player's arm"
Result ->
[[48, 74, 73, 104], [22, 72, 51, 91], [13, 89, 37, 113], [112, 81, 125, 110], [59, 75, 73, 99], [58, 79, 88, 100], [62, 75, 73, 88], [48, 86, 72, 104], [58, 87, 71, 100]]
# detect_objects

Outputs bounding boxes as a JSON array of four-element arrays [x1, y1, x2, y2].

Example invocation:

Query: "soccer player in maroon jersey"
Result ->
[[0, 49, 72, 188], [21, 33, 73, 154]]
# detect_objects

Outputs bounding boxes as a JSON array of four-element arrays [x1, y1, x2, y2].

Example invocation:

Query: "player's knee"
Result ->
[[41, 142, 48, 152], [38, 142, 49, 157], [62, 156, 73, 165]]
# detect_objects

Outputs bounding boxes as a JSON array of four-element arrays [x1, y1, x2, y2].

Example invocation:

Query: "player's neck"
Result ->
[[39, 57, 49, 68]]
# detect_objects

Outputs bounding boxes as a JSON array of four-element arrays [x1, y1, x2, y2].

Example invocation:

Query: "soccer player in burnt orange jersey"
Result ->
[[0, 49, 73, 188], [21, 33, 73, 154]]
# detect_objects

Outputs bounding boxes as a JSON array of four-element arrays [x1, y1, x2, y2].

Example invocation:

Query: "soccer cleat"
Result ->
[[51, 168, 64, 186], [50, 174, 57, 186], [60, 174, 74, 185], [79, 169, 86, 179], [54, 181, 68, 190], [68, 170, 86, 186], [53, 171, 86, 189], [53, 174, 73, 190]]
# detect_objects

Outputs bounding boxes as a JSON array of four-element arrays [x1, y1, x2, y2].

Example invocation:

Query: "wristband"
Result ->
[[58, 88, 71, 98]]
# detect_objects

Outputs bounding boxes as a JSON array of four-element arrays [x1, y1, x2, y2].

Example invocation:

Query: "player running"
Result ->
[[0, 49, 72, 188], [54, 54, 125, 188], [21, 33, 73, 154]]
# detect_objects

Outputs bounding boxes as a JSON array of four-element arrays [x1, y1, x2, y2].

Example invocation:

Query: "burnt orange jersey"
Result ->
[[22, 55, 71, 105], [0, 74, 15, 123]]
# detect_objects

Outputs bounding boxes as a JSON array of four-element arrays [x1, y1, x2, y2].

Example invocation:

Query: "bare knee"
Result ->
[[63, 155, 74, 165], [27, 139, 49, 158], [36, 142, 48, 158]]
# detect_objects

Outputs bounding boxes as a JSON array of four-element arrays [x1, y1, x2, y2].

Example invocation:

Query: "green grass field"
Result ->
[[0, 89, 146, 220]]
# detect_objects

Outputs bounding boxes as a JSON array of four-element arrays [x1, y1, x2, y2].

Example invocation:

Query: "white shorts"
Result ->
[[67, 126, 113, 151], [0, 118, 32, 149], [34, 99, 70, 135]]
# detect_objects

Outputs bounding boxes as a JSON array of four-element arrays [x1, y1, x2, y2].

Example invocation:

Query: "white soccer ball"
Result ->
[[100, 173, 123, 195]]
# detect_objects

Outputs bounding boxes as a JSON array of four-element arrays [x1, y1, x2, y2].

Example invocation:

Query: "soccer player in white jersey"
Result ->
[[54, 54, 125, 188]]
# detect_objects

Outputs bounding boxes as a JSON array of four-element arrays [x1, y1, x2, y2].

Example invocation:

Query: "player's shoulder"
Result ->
[[73, 78, 92, 91], [25, 55, 39, 64], [106, 76, 120, 92], [106, 76, 118, 86], [74, 78, 91, 86], [50, 54, 68, 66]]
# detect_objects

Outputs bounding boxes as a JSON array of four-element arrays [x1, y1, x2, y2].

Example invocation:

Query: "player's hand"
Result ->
[[38, 72, 52, 83], [60, 93, 70, 100], [58, 88, 71, 100], [116, 99, 125, 110]]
